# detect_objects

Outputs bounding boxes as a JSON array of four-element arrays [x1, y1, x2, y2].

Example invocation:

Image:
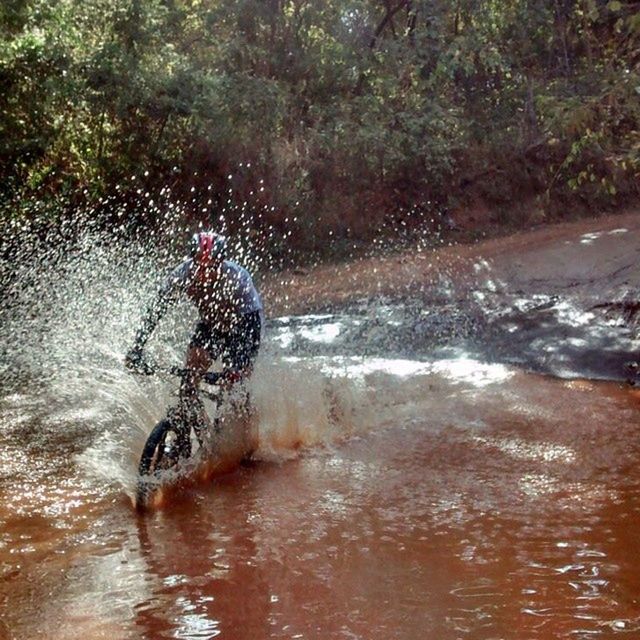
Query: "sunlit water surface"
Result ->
[[1, 233, 640, 639], [2, 312, 640, 639]]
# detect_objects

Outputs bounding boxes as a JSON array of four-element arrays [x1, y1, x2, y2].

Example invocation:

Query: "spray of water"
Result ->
[[0, 174, 490, 513], [0, 210, 386, 505]]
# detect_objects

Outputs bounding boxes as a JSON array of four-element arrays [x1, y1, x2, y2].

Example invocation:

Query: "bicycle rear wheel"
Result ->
[[136, 418, 192, 510]]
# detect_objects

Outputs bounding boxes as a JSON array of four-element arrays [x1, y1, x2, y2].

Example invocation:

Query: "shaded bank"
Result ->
[[263, 209, 640, 381]]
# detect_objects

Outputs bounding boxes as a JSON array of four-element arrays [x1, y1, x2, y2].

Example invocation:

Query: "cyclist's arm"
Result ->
[[130, 263, 188, 353], [134, 280, 182, 350]]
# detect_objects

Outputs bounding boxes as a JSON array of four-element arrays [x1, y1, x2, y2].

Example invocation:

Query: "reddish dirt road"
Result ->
[[264, 209, 640, 315]]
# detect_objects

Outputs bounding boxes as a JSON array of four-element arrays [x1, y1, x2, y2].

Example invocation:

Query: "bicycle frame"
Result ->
[[135, 364, 256, 510], [160, 365, 224, 436]]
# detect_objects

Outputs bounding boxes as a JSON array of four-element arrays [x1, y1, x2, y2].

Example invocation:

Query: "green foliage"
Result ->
[[0, 0, 638, 247]]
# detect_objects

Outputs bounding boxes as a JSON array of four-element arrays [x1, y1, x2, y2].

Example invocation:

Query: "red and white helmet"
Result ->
[[190, 231, 227, 262]]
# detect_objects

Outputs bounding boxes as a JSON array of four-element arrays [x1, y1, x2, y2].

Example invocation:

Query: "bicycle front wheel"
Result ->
[[136, 418, 191, 510]]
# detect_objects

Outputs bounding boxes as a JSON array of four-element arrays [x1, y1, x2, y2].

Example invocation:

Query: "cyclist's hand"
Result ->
[[125, 347, 154, 376]]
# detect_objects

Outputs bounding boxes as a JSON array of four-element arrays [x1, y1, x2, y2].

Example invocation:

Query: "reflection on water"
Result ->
[[2, 317, 640, 639], [3, 212, 640, 638]]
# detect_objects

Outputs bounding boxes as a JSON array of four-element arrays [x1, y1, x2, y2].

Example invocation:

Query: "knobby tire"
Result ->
[[136, 418, 191, 510]]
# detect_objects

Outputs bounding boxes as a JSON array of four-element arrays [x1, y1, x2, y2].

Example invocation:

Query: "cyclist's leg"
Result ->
[[186, 321, 220, 372], [182, 323, 213, 393], [228, 312, 262, 454], [181, 322, 218, 440], [226, 311, 262, 378], [224, 311, 262, 414]]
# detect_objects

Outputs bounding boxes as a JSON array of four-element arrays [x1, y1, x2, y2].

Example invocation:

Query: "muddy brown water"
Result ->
[[2, 213, 640, 639], [2, 362, 640, 640]]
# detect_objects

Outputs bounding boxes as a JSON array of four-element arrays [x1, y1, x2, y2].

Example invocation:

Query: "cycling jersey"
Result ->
[[135, 259, 263, 348], [162, 258, 262, 317]]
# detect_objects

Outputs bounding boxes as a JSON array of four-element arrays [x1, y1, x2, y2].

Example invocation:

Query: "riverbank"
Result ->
[[264, 208, 640, 314], [263, 209, 640, 381]]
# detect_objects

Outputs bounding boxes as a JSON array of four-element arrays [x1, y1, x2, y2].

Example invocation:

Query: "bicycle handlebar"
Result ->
[[149, 364, 224, 386]]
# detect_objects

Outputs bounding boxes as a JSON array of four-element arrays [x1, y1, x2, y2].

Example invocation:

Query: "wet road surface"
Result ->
[[2, 352, 640, 639], [2, 213, 640, 639]]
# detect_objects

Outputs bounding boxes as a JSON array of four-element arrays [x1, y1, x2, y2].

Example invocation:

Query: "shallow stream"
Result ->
[[2, 223, 640, 639]]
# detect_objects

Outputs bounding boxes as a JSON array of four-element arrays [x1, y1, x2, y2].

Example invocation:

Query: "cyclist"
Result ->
[[125, 231, 263, 400]]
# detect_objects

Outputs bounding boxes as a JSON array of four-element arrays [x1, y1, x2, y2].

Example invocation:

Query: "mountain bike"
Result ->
[[135, 365, 249, 511]]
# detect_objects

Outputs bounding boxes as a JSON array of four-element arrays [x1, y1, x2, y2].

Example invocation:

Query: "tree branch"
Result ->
[[369, 0, 410, 50]]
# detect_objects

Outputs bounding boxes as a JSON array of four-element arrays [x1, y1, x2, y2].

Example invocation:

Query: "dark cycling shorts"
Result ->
[[189, 311, 262, 371]]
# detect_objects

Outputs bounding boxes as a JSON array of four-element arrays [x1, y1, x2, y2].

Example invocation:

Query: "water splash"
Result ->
[[0, 196, 544, 507], [0, 221, 396, 503]]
